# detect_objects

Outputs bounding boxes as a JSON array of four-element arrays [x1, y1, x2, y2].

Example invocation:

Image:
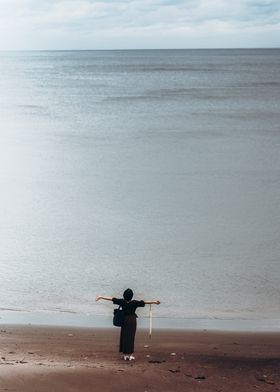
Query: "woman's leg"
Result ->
[[119, 315, 136, 356]]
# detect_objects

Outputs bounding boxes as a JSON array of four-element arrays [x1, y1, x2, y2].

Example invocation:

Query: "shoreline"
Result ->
[[1, 310, 280, 332], [0, 325, 279, 391]]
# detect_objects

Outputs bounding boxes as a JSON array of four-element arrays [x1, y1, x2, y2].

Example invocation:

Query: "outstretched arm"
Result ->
[[144, 300, 160, 305], [96, 296, 113, 302]]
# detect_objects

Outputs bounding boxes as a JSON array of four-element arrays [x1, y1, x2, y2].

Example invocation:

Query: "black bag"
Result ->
[[113, 306, 125, 327]]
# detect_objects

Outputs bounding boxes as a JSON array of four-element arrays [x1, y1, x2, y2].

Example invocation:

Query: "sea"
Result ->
[[0, 49, 280, 330]]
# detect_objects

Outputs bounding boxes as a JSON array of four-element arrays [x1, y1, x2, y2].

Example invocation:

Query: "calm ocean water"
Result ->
[[0, 49, 280, 327]]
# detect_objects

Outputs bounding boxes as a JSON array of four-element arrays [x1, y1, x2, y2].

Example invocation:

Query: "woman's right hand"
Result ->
[[96, 296, 101, 301]]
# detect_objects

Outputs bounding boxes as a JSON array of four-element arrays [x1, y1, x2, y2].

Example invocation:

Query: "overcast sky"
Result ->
[[0, 0, 279, 50]]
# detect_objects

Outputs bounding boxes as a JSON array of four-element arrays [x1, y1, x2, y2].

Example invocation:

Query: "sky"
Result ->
[[0, 0, 279, 50]]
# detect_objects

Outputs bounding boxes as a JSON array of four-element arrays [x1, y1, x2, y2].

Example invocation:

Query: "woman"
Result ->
[[96, 289, 160, 361]]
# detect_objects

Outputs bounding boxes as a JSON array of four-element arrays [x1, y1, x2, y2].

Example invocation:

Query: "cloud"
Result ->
[[0, 0, 279, 49]]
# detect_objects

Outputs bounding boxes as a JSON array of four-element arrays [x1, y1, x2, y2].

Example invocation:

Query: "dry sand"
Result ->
[[0, 325, 279, 391]]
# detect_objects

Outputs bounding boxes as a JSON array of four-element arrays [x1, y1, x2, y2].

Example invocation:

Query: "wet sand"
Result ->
[[0, 325, 279, 391]]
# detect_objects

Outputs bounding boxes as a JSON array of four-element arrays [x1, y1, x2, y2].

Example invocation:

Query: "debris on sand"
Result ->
[[256, 377, 275, 385], [169, 368, 181, 373], [186, 374, 207, 380]]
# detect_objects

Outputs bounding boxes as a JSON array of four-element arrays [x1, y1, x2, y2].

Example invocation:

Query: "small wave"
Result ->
[[0, 307, 28, 313]]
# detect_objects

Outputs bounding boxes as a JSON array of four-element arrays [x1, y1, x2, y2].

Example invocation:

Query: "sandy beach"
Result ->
[[0, 325, 279, 391]]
